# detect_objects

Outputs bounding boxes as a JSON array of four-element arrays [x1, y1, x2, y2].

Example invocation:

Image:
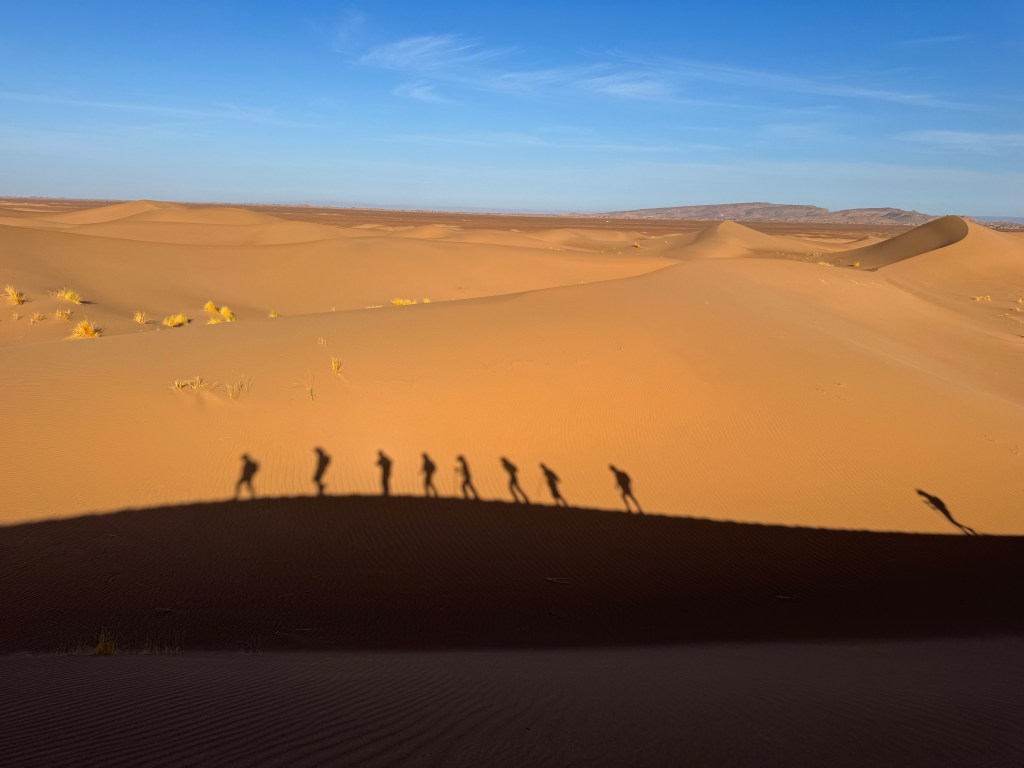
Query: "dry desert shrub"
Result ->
[[225, 376, 252, 400], [50, 287, 83, 304], [93, 628, 117, 656], [207, 316, 223, 324], [390, 298, 417, 306], [218, 306, 236, 322], [330, 356, 343, 374], [68, 319, 101, 339], [268, 310, 280, 318], [203, 300, 218, 313], [972, 295, 992, 302], [163, 313, 190, 328], [816, 261, 834, 267], [170, 375, 212, 392], [54, 307, 73, 320], [133, 311, 149, 325], [30, 312, 46, 324], [4, 285, 25, 305]]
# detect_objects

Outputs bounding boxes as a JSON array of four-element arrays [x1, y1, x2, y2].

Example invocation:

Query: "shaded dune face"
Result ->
[[0, 201, 1021, 534]]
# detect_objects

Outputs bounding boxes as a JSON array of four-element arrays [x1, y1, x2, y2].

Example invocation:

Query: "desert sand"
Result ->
[[0, 199, 1021, 532], [2, 199, 1023, 766]]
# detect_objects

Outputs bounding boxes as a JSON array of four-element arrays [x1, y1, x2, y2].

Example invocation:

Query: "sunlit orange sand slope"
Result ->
[[0, 202, 1021, 531]]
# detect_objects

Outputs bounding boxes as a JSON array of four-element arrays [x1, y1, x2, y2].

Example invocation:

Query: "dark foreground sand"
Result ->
[[2, 639, 1022, 767]]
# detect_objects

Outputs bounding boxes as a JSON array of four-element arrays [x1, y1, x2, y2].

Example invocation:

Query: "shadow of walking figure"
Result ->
[[456, 455, 478, 500], [235, 454, 259, 500], [313, 447, 331, 497], [540, 463, 568, 507], [609, 464, 642, 514], [421, 452, 439, 497], [377, 450, 393, 496], [501, 457, 529, 504], [916, 489, 977, 535]]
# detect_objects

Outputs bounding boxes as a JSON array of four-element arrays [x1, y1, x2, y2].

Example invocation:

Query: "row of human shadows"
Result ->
[[234, 449, 643, 514]]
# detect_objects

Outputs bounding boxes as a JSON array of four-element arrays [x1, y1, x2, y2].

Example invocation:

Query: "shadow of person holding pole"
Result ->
[[377, 450, 393, 497], [313, 447, 331, 497], [501, 457, 530, 504], [234, 454, 259, 500], [540, 463, 568, 507], [609, 464, 642, 514], [456, 455, 479, 500], [421, 452, 439, 498], [916, 489, 977, 535]]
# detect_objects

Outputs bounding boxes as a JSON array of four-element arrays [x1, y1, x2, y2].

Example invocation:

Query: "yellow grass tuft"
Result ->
[[331, 356, 343, 374], [170, 375, 211, 392], [50, 287, 83, 304], [390, 298, 417, 306], [203, 300, 218, 313], [133, 311, 148, 325], [422, 297, 431, 303], [55, 307, 73, 320], [92, 628, 117, 656], [816, 261, 834, 267], [68, 319, 101, 339], [162, 313, 190, 328], [218, 306, 236, 322], [971, 295, 992, 302], [852, 261, 861, 268], [4, 285, 25, 305], [11, 312, 20, 321], [225, 376, 252, 400], [207, 316, 223, 324], [268, 310, 279, 318], [30, 312, 46, 324]]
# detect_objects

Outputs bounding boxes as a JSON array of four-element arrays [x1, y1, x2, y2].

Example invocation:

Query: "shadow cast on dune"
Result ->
[[1, 496, 1022, 654]]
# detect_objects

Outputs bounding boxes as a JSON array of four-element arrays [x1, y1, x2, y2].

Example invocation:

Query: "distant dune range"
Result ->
[[601, 202, 940, 225], [0, 200, 1021, 534]]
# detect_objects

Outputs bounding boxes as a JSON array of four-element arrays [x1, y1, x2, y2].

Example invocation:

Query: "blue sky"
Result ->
[[1, 1, 1021, 215]]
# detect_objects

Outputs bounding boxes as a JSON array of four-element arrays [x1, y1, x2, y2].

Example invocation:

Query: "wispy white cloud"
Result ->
[[360, 34, 512, 71], [893, 34, 972, 48], [0, 90, 312, 127], [331, 9, 368, 54], [584, 74, 674, 100], [393, 82, 450, 104], [898, 129, 1024, 153]]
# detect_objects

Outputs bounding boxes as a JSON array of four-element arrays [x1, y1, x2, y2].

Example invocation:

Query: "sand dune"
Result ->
[[0, 202, 1020, 535]]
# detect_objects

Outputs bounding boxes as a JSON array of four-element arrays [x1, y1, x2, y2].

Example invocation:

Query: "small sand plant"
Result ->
[[971, 295, 992, 302], [218, 306, 236, 322], [203, 300, 218, 313], [30, 312, 46, 324], [163, 313, 190, 328], [207, 315, 223, 324], [390, 297, 417, 306], [290, 374, 315, 401], [4, 285, 25, 305], [68, 319, 101, 339], [133, 311, 149, 325], [54, 307, 73, 320], [225, 376, 252, 400], [50, 287, 83, 304], [170, 375, 211, 392], [11, 312, 20, 321], [331, 356, 343, 375], [317, 337, 327, 346], [93, 627, 117, 656], [268, 310, 279, 318]]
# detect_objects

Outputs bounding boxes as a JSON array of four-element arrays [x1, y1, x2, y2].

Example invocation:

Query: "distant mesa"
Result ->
[[599, 202, 939, 226]]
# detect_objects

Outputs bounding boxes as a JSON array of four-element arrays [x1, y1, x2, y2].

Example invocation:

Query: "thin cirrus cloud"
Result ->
[[359, 34, 513, 71], [898, 130, 1024, 153], [584, 74, 674, 101], [392, 82, 451, 104]]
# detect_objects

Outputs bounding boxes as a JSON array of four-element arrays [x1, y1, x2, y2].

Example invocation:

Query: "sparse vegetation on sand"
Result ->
[[226, 376, 252, 400], [972, 295, 992, 302], [331, 357, 343, 374], [11, 312, 20, 321], [50, 287, 83, 304], [54, 307, 72, 320], [268, 310, 280, 318], [30, 312, 46, 324], [4, 285, 25, 305], [219, 306, 236, 322], [163, 313, 190, 328], [203, 300, 218, 313], [170, 376, 212, 392], [93, 627, 117, 656], [68, 319, 101, 339], [133, 311, 149, 325], [390, 298, 418, 306]]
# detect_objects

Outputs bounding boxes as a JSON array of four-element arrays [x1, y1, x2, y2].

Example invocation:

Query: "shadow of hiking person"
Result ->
[[456, 455, 479, 500], [421, 452, 439, 498], [916, 489, 977, 535], [501, 457, 529, 504], [313, 447, 331, 497], [377, 450, 393, 496], [609, 464, 642, 514], [234, 454, 259, 500], [540, 463, 568, 507]]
